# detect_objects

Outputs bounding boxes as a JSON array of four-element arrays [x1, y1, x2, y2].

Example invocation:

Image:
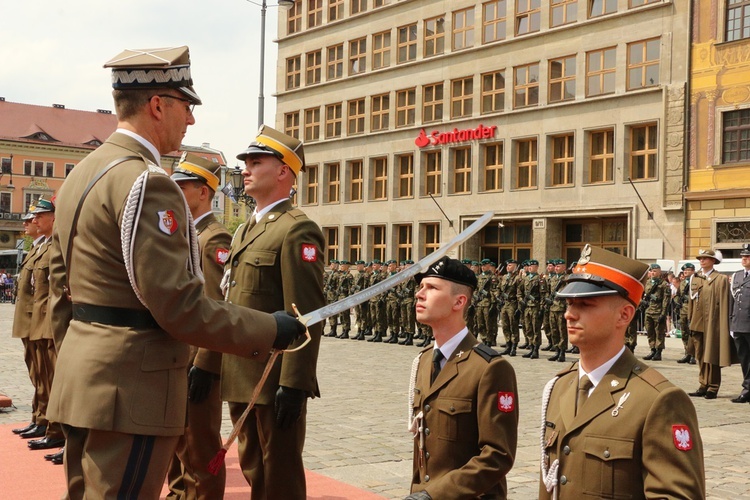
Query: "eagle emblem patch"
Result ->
[[216, 248, 229, 265], [302, 244, 317, 262], [672, 424, 693, 451], [497, 392, 515, 413], [157, 210, 178, 235]]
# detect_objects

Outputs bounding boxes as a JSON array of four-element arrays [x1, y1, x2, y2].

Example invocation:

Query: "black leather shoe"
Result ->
[[688, 356, 697, 365], [704, 392, 718, 400], [731, 392, 750, 403], [688, 389, 707, 397], [12, 422, 36, 435], [676, 354, 691, 364], [51, 453, 64, 465], [28, 437, 66, 450], [19, 425, 47, 439], [557, 351, 566, 362], [45, 449, 64, 461]]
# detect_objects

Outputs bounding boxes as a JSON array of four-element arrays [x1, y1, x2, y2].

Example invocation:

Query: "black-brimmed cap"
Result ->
[[415, 256, 478, 290]]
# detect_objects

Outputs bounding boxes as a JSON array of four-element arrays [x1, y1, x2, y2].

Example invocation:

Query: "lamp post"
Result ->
[[3, 154, 14, 191], [231, 165, 257, 210], [246, 0, 295, 128]]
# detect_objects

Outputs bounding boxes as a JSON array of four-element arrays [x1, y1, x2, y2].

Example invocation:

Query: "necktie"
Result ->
[[431, 349, 444, 385], [575, 375, 593, 416]]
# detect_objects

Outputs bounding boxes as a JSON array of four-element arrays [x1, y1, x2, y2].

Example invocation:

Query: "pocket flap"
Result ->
[[583, 435, 634, 461], [141, 340, 190, 372], [436, 397, 472, 415], [245, 250, 276, 268]]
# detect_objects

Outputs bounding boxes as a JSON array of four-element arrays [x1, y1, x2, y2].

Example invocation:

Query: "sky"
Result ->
[[1, 0, 283, 166]]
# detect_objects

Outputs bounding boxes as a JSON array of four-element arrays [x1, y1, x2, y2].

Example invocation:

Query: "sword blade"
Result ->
[[297, 211, 494, 327]]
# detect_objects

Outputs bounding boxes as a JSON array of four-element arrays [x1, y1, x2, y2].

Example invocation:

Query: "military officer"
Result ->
[[407, 257, 518, 499], [547, 259, 568, 362], [641, 263, 671, 361], [399, 260, 417, 346], [676, 263, 696, 364], [47, 48, 303, 498], [539, 245, 705, 500], [730, 244, 750, 403], [499, 259, 521, 357], [519, 259, 543, 359], [324, 260, 340, 337], [165, 153, 231, 498], [335, 260, 354, 339], [351, 260, 370, 340], [221, 126, 325, 499]]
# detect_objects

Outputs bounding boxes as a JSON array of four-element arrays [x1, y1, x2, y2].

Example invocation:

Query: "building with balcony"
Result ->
[[275, 0, 689, 265], [687, 0, 750, 259]]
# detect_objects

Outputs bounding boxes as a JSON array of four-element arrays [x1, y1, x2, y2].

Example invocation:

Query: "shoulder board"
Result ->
[[473, 342, 500, 362], [288, 208, 308, 219], [556, 360, 578, 377], [635, 364, 668, 389], [148, 164, 167, 175]]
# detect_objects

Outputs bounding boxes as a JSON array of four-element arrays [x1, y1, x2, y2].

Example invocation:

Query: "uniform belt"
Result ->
[[72, 303, 159, 329]]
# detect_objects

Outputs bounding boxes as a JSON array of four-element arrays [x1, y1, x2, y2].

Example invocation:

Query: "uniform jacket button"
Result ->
[[604, 450, 610, 458], [252, 351, 259, 356], [233, 260, 239, 267], [560, 475, 567, 485], [563, 445, 571, 455], [425, 428, 430, 436], [424, 475, 430, 482], [425, 452, 430, 459], [231, 281, 236, 287], [424, 404, 431, 412], [255, 258, 260, 264]]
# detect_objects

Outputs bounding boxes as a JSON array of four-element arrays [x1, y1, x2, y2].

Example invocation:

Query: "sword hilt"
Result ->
[[289, 303, 312, 353]]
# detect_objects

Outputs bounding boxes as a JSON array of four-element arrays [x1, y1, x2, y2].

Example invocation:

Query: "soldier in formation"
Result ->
[[640, 263, 671, 361]]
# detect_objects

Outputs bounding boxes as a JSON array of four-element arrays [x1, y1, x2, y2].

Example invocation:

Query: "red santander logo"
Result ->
[[415, 124, 498, 148]]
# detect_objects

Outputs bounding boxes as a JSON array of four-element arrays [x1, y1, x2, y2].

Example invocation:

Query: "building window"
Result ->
[[424, 151, 442, 196], [374, 0, 388, 6], [23, 160, 31, 176], [423, 222, 441, 255], [0, 192, 10, 213], [305, 164, 319, 204], [286, 55, 301, 90], [723, 109, 750, 163], [351, 0, 366, 15], [551, 134, 574, 186], [349, 38, 367, 75], [484, 221, 533, 263], [627, 38, 660, 90], [515, 138, 537, 189], [727, 0, 750, 41], [514, 63, 539, 109], [284, 111, 300, 139], [0, 157, 10, 174], [373, 30, 391, 69], [589, 0, 617, 17], [308, 0, 323, 27], [348, 98, 366, 135], [65, 163, 75, 176], [586, 47, 616, 97], [453, 7, 475, 50], [451, 147, 472, 194], [372, 157, 388, 200], [305, 107, 321, 142], [516, 0, 541, 36], [349, 159, 364, 202], [329, 0, 344, 21], [31, 161, 44, 176], [397, 154, 414, 198], [327, 44, 344, 80], [397, 24, 418, 63], [345, 225, 362, 263], [325, 162, 341, 203], [482, 0, 507, 43], [45, 162, 54, 177], [551, 0, 577, 27], [630, 0, 660, 4], [396, 224, 413, 262], [306, 50, 322, 85], [423, 83, 444, 123], [325, 102, 343, 138], [287, 1, 302, 34], [482, 142, 503, 191], [424, 15, 446, 57], [563, 217, 627, 261], [549, 56, 576, 103], [370, 225, 386, 262], [588, 129, 615, 183], [451, 76, 473, 118], [396, 88, 416, 127], [371, 93, 390, 132], [481, 70, 505, 114], [629, 123, 657, 179], [325, 226, 339, 263]]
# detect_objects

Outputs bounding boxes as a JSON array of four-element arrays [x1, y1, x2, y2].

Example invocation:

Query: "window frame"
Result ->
[[396, 88, 416, 127], [423, 82, 444, 123], [482, 0, 507, 43], [451, 76, 474, 119], [515, 137, 538, 189], [548, 55, 576, 103], [325, 102, 343, 138], [306, 50, 322, 85], [453, 7, 475, 51], [513, 63, 540, 109], [482, 142, 504, 192], [586, 47, 616, 97], [588, 128, 615, 184], [286, 55, 301, 90], [481, 70, 505, 114], [373, 30, 392, 69], [371, 93, 390, 132], [424, 15, 446, 57], [629, 123, 658, 180], [397, 24, 418, 64], [327, 44, 344, 80], [551, 133, 575, 186], [626, 38, 660, 91]]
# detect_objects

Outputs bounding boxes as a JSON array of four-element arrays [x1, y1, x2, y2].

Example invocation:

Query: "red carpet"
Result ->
[[0, 422, 384, 499]]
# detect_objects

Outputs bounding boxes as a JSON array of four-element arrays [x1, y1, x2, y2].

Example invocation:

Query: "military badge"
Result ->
[[302, 243, 317, 262], [672, 424, 693, 451], [157, 210, 178, 235], [216, 248, 229, 265], [578, 244, 592, 265], [497, 392, 515, 413]]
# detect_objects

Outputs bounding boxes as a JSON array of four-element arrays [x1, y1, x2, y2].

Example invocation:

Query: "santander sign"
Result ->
[[415, 124, 498, 148]]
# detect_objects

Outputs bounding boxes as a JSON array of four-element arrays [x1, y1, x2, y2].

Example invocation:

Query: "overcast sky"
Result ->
[[1, 1, 282, 165]]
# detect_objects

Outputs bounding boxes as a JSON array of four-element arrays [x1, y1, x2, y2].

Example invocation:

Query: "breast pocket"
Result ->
[[241, 249, 278, 295], [582, 435, 636, 499], [436, 397, 472, 441]]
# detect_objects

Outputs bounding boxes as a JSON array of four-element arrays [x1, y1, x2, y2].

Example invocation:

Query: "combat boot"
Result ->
[[337, 329, 350, 339], [509, 343, 517, 357], [499, 343, 512, 355], [352, 330, 366, 340], [643, 348, 656, 360], [522, 346, 534, 358], [651, 349, 662, 361], [530, 345, 539, 359], [688, 356, 697, 364], [326, 326, 338, 338], [542, 343, 554, 352], [399, 333, 414, 346], [368, 331, 383, 342], [677, 353, 691, 363], [557, 351, 566, 362], [519, 342, 530, 349], [417, 336, 432, 347], [385, 330, 399, 343], [548, 348, 560, 362]]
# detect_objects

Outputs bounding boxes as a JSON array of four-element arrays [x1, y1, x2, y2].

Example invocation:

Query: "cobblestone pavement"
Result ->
[[2, 303, 749, 499]]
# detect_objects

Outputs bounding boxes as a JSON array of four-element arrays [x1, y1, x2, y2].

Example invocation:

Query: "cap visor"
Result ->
[[179, 86, 202, 105], [236, 148, 280, 161], [170, 171, 200, 182], [556, 281, 620, 299]]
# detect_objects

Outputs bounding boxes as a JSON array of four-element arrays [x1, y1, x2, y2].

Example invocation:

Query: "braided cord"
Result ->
[[407, 352, 423, 433], [541, 376, 560, 498], [121, 171, 149, 307]]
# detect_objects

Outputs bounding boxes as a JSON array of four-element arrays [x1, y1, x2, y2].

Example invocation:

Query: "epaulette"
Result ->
[[635, 364, 668, 389], [288, 207, 307, 219], [473, 343, 500, 362]]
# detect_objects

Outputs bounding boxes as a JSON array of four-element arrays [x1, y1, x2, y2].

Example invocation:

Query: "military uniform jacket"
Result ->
[[46, 132, 277, 436], [518, 273, 542, 307], [191, 213, 231, 375], [400, 276, 416, 303], [221, 199, 325, 404], [337, 270, 354, 299], [499, 272, 520, 306], [411, 333, 518, 499], [548, 274, 567, 313], [540, 349, 705, 499], [474, 272, 495, 307], [11, 242, 41, 339], [731, 270, 750, 333], [688, 270, 736, 367], [29, 238, 54, 340], [643, 278, 670, 316]]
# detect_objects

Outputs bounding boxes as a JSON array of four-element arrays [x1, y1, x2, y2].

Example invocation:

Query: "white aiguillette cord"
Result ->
[[207, 303, 311, 475]]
